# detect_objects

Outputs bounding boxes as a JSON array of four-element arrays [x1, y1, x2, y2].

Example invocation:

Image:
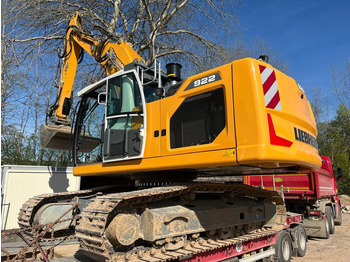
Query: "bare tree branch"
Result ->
[[11, 36, 64, 43]]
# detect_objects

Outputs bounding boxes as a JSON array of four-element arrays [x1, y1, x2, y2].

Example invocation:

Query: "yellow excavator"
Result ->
[[19, 12, 321, 261]]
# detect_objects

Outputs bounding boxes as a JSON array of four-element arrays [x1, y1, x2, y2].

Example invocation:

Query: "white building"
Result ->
[[1, 165, 80, 230]]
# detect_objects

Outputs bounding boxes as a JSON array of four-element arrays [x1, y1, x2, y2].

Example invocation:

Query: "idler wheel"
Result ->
[[106, 214, 140, 246]]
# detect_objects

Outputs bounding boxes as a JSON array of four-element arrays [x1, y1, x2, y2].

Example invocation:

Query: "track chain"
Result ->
[[76, 184, 286, 261], [17, 186, 115, 242]]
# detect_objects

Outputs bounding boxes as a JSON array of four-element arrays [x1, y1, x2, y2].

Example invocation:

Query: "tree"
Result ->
[[2, 0, 241, 165], [316, 59, 350, 178], [225, 38, 289, 73], [308, 86, 326, 124], [330, 105, 350, 177], [317, 106, 350, 177], [331, 58, 350, 112], [4, 0, 240, 69], [319, 104, 350, 195]]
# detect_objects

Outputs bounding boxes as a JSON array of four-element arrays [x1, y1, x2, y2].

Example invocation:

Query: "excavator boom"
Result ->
[[40, 12, 144, 150]]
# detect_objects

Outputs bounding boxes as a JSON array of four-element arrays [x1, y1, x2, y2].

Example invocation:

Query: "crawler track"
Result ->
[[17, 186, 116, 241], [76, 184, 286, 261]]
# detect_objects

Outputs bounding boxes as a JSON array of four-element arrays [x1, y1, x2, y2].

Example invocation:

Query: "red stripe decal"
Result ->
[[259, 65, 266, 73], [262, 71, 276, 95], [267, 113, 293, 147], [266, 91, 280, 109]]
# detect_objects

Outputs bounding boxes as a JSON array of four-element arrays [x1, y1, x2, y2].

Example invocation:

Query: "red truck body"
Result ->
[[244, 156, 342, 238], [244, 156, 338, 200]]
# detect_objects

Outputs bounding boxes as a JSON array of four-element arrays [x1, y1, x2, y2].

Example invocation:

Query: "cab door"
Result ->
[[103, 70, 147, 162]]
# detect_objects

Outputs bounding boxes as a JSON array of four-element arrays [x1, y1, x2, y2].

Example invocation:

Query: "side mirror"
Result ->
[[98, 92, 106, 105]]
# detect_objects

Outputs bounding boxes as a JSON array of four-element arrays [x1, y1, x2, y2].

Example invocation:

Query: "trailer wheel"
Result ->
[[275, 230, 292, 262], [326, 206, 335, 234], [295, 225, 307, 257], [322, 211, 330, 239]]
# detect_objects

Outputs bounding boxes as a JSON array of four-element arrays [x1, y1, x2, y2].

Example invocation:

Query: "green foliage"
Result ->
[[317, 104, 350, 178], [337, 178, 350, 196], [1, 124, 71, 166], [1, 124, 27, 164]]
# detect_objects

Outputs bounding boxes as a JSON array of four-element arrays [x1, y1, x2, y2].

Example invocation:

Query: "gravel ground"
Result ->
[[292, 195, 350, 262], [292, 213, 350, 262]]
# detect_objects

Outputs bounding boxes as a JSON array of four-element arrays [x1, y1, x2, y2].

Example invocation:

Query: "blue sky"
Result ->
[[237, 0, 349, 98]]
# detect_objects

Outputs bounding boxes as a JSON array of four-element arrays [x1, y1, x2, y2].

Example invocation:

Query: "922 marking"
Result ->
[[184, 72, 222, 91], [194, 75, 216, 87]]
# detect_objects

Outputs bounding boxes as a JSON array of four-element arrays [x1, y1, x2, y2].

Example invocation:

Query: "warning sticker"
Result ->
[[223, 149, 236, 158]]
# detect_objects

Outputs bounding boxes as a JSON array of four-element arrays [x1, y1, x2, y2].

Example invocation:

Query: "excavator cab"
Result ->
[[72, 63, 162, 165]]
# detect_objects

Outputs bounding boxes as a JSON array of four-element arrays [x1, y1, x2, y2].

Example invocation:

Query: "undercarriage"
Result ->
[[17, 183, 286, 261]]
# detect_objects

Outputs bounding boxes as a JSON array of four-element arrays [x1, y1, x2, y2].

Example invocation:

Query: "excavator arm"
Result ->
[[40, 12, 144, 149]]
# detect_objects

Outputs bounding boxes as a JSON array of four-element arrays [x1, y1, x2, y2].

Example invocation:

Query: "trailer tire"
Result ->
[[275, 230, 292, 262], [326, 206, 335, 234], [322, 211, 330, 239], [295, 225, 307, 257]]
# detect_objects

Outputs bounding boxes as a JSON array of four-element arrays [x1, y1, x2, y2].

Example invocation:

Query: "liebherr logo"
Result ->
[[294, 127, 318, 149]]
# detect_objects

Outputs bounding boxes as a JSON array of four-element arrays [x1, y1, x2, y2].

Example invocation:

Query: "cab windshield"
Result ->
[[107, 73, 142, 116]]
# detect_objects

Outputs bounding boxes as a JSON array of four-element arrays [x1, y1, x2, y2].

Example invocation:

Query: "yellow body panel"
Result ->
[[143, 101, 161, 158], [233, 59, 321, 168], [73, 58, 321, 177], [74, 148, 237, 176], [160, 63, 236, 156]]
